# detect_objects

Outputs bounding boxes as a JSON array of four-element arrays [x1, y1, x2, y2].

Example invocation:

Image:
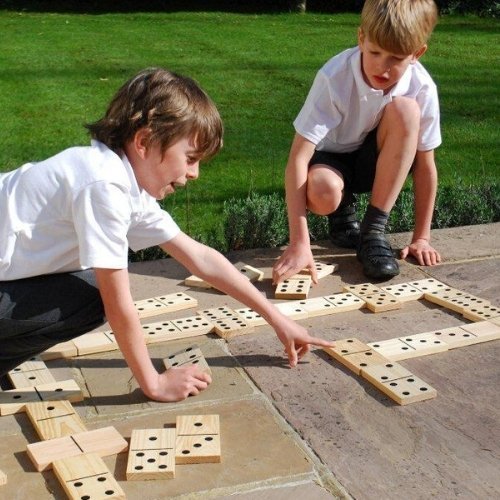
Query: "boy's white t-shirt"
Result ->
[[294, 47, 441, 153], [0, 140, 180, 281]]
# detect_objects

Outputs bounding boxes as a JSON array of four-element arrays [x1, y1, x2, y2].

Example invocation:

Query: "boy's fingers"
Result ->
[[307, 335, 335, 348], [286, 344, 298, 368], [400, 246, 409, 259]]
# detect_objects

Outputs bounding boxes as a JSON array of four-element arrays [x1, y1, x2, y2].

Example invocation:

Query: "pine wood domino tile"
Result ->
[[462, 303, 500, 322], [25, 400, 87, 440], [428, 325, 480, 348], [233, 262, 265, 282], [163, 345, 211, 376], [126, 428, 176, 480], [407, 278, 449, 293], [342, 283, 383, 297], [324, 293, 366, 312], [274, 301, 309, 320], [176, 414, 221, 464], [234, 307, 268, 327], [8, 368, 56, 389], [360, 361, 414, 389], [459, 321, 500, 342], [379, 375, 437, 405], [295, 296, 338, 317], [368, 338, 417, 361], [398, 333, 449, 358], [381, 283, 424, 302], [53, 453, 125, 500], [275, 277, 312, 300], [362, 292, 402, 313]]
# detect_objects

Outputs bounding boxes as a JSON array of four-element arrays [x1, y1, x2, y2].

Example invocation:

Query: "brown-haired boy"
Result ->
[[273, 0, 442, 283], [0, 68, 332, 402]]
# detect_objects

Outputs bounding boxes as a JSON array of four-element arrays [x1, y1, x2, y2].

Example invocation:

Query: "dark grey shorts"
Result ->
[[0, 269, 105, 376], [309, 128, 378, 194]]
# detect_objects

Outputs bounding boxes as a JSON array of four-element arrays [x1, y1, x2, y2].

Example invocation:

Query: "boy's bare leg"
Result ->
[[358, 96, 420, 279], [307, 165, 360, 248]]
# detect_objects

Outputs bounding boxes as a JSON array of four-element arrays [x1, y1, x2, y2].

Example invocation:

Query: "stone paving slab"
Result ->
[[0, 223, 498, 499]]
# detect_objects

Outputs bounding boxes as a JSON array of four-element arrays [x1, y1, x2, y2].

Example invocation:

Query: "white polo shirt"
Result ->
[[294, 47, 442, 153], [0, 140, 180, 281]]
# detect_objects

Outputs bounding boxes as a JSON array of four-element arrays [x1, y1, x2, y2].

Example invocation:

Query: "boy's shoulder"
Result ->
[[320, 47, 359, 78]]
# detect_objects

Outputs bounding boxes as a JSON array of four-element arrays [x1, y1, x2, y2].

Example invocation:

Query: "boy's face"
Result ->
[[132, 134, 200, 200], [358, 30, 426, 94]]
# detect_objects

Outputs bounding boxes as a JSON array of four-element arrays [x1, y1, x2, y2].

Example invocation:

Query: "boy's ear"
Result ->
[[132, 128, 151, 159], [357, 27, 365, 47], [412, 44, 428, 62]]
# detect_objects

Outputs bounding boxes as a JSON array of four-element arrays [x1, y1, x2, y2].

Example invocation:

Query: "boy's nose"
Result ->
[[187, 162, 199, 179]]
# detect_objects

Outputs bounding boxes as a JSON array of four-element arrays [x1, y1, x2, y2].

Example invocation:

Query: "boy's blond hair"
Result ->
[[86, 68, 223, 162], [360, 0, 438, 55]]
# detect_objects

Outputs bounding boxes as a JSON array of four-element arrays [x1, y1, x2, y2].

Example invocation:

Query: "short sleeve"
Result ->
[[73, 181, 132, 269], [416, 82, 442, 151], [127, 195, 180, 251], [293, 70, 342, 145]]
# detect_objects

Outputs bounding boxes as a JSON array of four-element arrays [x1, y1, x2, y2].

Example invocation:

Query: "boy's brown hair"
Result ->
[[86, 68, 223, 161], [360, 0, 438, 55]]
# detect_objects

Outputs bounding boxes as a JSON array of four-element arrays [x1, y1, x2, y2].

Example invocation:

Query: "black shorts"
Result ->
[[308, 128, 378, 194]]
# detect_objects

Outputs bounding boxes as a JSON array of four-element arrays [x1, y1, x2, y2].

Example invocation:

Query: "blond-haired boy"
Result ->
[[273, 0, 442, 282]]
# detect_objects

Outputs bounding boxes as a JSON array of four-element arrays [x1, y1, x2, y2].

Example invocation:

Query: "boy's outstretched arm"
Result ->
[[400, 149, 442, 266], [272, 134, 318, 284], [161, 233, 333, 367], [94, 268, 211, 402]]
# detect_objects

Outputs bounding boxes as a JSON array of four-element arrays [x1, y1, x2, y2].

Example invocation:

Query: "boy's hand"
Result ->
[[272, 243, 318, 284], [147, 365, 212, 402], [401, 238, 441, 266], [274, 316, 334, 367]]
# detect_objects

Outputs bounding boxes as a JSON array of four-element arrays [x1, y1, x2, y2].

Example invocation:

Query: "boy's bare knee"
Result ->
[[307, 166, 343, 215], [384, 97, 421, 128]]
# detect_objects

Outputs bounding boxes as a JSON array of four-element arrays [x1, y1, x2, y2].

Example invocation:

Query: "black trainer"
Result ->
[[328, 203, 360, 249], [357, 231, 400, 280]]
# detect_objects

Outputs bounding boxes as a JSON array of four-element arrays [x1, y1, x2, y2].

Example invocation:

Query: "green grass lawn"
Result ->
[[0, 10, 498, 240]]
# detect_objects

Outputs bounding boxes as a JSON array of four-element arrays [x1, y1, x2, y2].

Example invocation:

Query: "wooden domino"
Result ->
[[40, 340, 78, 360], [361, 292, 402, 313], [53, 453, 125, 500], [8, 367, 56, 389], [378, 375, 437, 405], [408, 278, 449, 293], [295, 296, 338, 317], [299, 261, 338, 280], [72, 331, 116, 356], [25, 400, 87, 440], [9, 355, 47, 373], [367, 338, 417, 361], [0, 379, 83, 416], [141, 320, 182, 344], [325, 338, 372, 356], [462, 303, 500, 322], [429, 325, 480, 348], [423, 287, 474, 312], [134, 292, 198, 318], [233, 262, 265, 282], [381, 283, 424, 302], [397, 332, 449, 358], [275, 277, 312, 300], [184, 274, 213, 289], [274, 301, 309, 320], [171, 315, 215, 337], [27, 426, 128, 471], [459, 321, 500, 343], [342, 283, 382, 297], [126, 428, 176, 480], [234, 308, 268, 327], [163, 345, 211, 376], [323, 346, 390, 376], [360, 361, 414, 388], [324, 293, 366, 312], [199, 307, 253, 339], [176, 414, 221, 464]]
